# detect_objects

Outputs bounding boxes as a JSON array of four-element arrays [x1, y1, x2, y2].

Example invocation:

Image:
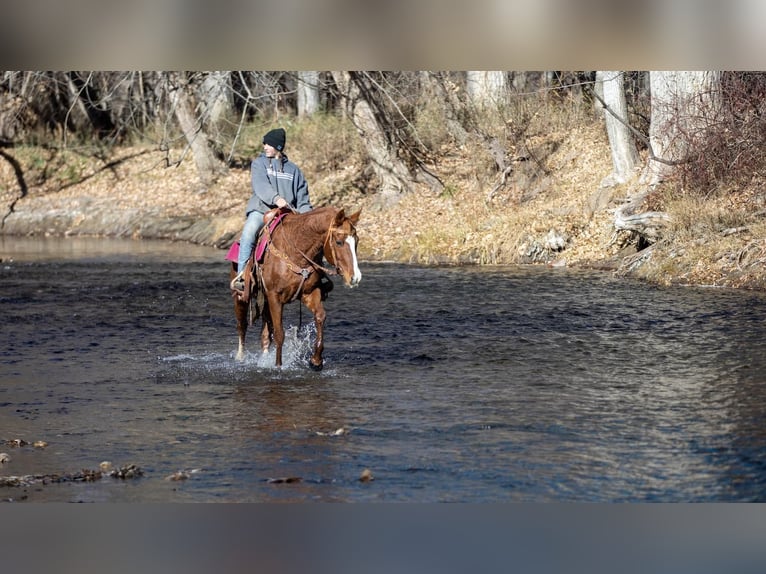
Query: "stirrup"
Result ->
[[230, 272, 245, 292]]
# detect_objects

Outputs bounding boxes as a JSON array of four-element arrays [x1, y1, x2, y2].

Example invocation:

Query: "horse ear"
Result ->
[[348, 209, 362, 224], [333, 208, 346, 225]]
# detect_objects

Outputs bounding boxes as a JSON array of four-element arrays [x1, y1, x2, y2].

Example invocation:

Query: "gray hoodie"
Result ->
[[245, 153, 312, 215]]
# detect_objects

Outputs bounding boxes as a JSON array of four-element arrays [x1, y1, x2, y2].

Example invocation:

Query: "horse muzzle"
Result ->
[[338, 266, 362, 288]]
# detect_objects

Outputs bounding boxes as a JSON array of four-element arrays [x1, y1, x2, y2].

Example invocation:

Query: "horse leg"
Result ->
[[302, 289, 326, 371], [232, 267, 249, 361], [260, 299, 272, 355], [235, 303, 249, 361], [265, 293, 286, 367]]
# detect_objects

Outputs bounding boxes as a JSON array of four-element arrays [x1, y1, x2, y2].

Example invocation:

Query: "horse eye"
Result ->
[[335, 239, 344, 246]]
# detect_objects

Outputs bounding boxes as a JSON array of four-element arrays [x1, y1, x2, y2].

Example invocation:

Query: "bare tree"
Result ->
[[644, 71, 721, 185], [0, 71, 33, 143], [166, 72, 227, 190], [596, 71, 640, 186], [199, 71, 233, 136], [614, 71, 722, 248], [297, 71, 320, 117], [330, 71, 416, 204], [419, 71, 471, 146], [466, 71, 507, 108]]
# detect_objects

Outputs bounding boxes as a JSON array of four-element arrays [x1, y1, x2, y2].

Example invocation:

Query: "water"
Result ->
[[2, 236, 766, 502]]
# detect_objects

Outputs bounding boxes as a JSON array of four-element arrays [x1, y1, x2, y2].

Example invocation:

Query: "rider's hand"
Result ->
[[275, 197, 288, 208]]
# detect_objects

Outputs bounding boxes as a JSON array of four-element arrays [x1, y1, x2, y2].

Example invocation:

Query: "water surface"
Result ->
[[2, 236, 766, 502]]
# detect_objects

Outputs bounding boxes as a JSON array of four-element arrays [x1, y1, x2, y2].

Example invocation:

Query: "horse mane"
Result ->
[[292, 206, 340, 234]]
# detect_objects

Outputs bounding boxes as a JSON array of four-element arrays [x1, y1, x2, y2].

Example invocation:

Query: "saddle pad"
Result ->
[[255, 211, 289, 262], [225, 241, 239, 262], [225, 211, 289, 264]]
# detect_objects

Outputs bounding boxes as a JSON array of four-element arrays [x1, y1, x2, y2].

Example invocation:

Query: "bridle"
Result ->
[[322, 219, 358, 277]]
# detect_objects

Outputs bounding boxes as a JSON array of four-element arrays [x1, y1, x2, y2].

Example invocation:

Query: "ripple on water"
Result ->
[[4, 246, 766, 501]]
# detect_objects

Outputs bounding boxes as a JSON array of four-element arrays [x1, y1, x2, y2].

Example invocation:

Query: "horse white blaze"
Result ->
[[346, 236, 362, 286]]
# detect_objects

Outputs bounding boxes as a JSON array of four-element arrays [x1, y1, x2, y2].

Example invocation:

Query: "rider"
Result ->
[[230, 127, 313, 291]]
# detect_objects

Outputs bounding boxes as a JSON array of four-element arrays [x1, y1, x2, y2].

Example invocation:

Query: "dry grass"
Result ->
[[355, 111, 618, 266], [629, 187, 766, 288]]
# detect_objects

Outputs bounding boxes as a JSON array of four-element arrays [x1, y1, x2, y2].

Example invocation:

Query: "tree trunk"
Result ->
[[614, 71, 721, 247], [419, 71, 471, 146], [597, 71, 640, 186], [511, 71, 529, 92], [168, 72, 226, 191], [466, 71, 507, 108], [330, 71, 414, 205], [644, 70, 721, 185], [199, 71, 233, 132], [62, 72, 94, 141], [297, 71, 320, 117]]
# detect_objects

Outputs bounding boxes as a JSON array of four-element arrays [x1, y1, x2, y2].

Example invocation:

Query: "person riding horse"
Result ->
[[231, 206, 362, 369], [231, 127, 313, 292]]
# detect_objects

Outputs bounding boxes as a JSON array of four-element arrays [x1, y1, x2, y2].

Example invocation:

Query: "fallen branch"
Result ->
[[486, 165, 514, 202], [614, 208, 671, 241], [613, 184, 671, 243], [722, 226, 749, 236], [737, 239, 766, 270]]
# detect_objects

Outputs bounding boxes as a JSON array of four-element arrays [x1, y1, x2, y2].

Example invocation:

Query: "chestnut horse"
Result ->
[[230, 206, 362, 369]]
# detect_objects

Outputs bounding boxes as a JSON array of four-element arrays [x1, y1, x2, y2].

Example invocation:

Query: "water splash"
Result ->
[[158, 323, 319, 375]]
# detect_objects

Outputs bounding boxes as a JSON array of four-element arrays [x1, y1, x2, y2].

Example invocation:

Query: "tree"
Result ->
[[596, 71, 640, 186], [644, 71, 721, 186], [167, 72, 227, 190], [198, 71, 233, 138], [330, 71, 416, 205], [297, 71, 320, 117], [466, 71, 507, 108], [614, 71, 722, 247]]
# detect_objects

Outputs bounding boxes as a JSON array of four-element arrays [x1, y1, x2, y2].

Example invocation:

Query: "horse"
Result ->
[[229, 206, 362, 370]]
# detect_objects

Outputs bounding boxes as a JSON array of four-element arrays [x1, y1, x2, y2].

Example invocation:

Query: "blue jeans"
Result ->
[[237, 210, 265, 275]]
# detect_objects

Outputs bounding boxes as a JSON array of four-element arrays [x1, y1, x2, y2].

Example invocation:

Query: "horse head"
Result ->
[[324, 208, 362, 288]]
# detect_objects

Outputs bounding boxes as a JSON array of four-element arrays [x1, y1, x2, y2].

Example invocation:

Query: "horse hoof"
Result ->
[[309, 360, 323, 372]]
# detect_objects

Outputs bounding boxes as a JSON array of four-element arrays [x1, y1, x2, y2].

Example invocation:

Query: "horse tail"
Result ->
[[252, 265, 265, 325]]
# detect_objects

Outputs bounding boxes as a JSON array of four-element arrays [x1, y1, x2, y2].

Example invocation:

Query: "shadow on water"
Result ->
[[3, 237, 766, 501]]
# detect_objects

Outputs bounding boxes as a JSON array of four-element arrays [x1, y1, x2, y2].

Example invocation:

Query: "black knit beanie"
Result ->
[[263, 128, 286, 151]]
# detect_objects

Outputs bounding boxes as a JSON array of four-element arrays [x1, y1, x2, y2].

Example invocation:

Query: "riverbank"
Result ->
[[2, 126, 766, 291]]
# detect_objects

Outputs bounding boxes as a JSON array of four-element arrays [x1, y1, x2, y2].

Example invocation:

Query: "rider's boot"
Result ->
[[230, 271, 245, 292]]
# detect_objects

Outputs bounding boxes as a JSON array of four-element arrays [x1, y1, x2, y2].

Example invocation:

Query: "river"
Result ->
[[2, 236, 766, 502]]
